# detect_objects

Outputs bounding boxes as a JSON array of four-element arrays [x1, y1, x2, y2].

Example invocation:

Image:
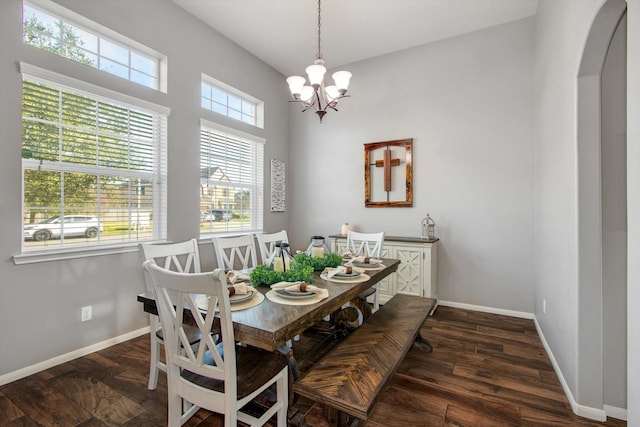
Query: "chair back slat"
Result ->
[[347, 231, 385, 258], [255, 230, 289, 264], [212, 235, 258, 270]]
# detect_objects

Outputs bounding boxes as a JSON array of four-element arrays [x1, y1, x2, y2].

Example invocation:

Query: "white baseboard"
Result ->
[[532, 317, 607, 422], [437, 300, 618, 423], [437, 300, 535, 320], [603, 404, 627, 421], [0, 327, 149, 387]]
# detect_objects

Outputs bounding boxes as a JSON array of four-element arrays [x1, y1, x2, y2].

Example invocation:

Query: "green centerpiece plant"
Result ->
[[249, 262, 314, 287], [293, 252, 343, 271]]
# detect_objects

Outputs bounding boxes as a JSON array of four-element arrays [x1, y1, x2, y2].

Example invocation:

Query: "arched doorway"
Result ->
[[577, 0, 627, 417]]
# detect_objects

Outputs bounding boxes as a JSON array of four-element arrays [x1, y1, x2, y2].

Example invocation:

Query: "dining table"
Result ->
[[136, 258, 400, 353]]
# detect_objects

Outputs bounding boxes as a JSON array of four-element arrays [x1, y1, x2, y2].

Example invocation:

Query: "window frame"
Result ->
[[17, 62, 169, 260], [201, 74, 264, 129], [22, 0, 167, 92], [199, 119, 264, 237]]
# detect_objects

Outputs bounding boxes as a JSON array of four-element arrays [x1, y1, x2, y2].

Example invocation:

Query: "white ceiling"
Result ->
[[171, 0, 538, 77]]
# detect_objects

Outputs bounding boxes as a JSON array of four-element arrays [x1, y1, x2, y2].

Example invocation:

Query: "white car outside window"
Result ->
[[23, 215, 103, 241]]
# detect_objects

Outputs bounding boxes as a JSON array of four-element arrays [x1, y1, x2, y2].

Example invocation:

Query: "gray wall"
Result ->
[[288, 18, 535, 313], [601, 12, 627, 411], [533, 0, 632, 418], [0, 0, 289, 377], [627, 1, 640, 423]]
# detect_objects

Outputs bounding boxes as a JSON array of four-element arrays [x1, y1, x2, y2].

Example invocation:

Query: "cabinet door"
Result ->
[[393, 245, 423, 296], [334, 239, 349, 255], [375, 246, 394, 303]]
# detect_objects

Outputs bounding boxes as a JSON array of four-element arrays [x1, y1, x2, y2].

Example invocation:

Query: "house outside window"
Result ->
[[21, 63, 168, 252], [200, 120, 264, 236]]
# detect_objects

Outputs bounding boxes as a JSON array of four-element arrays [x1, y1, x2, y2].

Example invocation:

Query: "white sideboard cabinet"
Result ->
[[329, 235, 438, 305]]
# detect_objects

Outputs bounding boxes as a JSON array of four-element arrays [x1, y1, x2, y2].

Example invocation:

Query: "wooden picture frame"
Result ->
[[364, 138, 413, 207]]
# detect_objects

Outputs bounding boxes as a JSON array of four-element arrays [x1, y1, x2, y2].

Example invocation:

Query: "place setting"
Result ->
[[343, 254, 385, 271], [320, 265, 371, 283], [266, 281, 329, 305]]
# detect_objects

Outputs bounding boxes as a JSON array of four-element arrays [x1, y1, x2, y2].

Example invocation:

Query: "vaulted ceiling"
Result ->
[[172, 0, 539, 77]]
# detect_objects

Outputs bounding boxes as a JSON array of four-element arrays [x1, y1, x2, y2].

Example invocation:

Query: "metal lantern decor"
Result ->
[[422, 213, 436, 240], [271, 242, 294, 272], [306, 235, 331, 258]]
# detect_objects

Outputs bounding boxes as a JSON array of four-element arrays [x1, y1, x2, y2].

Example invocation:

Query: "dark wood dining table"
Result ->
[[137, 258, 400, 353]]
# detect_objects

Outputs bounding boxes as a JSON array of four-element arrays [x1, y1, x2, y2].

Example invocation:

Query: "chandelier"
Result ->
[[286, 0, 352, 123]]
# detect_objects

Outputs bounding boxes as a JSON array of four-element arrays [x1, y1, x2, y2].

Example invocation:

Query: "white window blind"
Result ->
[[200, 120, 264, 235], [21, 65, 168, 252]]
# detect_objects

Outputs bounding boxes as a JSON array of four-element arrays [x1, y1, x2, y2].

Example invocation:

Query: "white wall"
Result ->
[[0, 0, 289, 378], [288, 18, 535, 313]]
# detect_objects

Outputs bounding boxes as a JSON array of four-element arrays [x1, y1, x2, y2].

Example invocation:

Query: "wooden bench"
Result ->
[[293, 293, 437, 426]]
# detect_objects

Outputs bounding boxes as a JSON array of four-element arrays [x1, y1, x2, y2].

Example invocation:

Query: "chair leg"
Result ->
[[167, 387, 182, 427], [277, 369, 288, 426], [148, 319, 162, 390], [372, 284, 380, 313]]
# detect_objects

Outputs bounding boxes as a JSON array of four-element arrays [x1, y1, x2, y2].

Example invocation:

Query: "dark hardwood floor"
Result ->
[[0, 305, 627, 426]]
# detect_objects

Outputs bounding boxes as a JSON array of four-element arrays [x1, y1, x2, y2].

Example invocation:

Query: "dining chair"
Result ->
[[255, 230, 289, 264], [143, 260, 288, 427], [139, 238, 203, 390], [212, 234, 258, 271], [346, 230, 385, 313]]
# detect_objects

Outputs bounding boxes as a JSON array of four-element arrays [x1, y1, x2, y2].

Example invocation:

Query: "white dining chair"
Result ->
[[255, 230, 289, 264], [212, 234, 258, 271], [346, 230, 385, 313], [143, 260, 288, 427], [139, 238, 203, 390]]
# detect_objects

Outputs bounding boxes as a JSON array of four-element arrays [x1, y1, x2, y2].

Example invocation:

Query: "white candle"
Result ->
[[273, 257, 284, 272], [311, 246, 325, 258], [341, 223, 349, 235], [284, 256, 291, 270]]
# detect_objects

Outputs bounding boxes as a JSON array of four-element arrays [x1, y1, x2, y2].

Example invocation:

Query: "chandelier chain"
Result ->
[[316, 0, 322, 59]]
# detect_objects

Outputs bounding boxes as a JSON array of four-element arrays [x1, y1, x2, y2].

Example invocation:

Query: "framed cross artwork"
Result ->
[[364, 138, 413, 207]]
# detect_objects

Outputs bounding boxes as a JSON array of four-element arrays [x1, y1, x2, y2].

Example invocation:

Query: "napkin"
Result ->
[[325, 265, 363, 278], [347, 256, 381, 265], [270, 281, 329, 298], [226, 270, 250, 284], [228, 283, 252, 296], [342, 250, 356, 259]]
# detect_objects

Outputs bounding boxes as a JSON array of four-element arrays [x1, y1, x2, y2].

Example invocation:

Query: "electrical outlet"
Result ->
[[542, 299, 547, 314], [81, 305, 92, 322]]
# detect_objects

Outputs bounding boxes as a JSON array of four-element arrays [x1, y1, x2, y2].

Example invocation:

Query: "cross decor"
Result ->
[[364, 138, 413, 207]]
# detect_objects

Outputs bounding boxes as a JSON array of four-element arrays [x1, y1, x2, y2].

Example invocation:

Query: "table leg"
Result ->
[[414, 332, 433, 352]]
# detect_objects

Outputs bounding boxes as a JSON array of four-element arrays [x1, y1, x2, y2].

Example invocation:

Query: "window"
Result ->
[[21, 63, 168, 252], [22, 1, 165, 91], [201, 75, 263, 128], [200, 120, 264, 235]]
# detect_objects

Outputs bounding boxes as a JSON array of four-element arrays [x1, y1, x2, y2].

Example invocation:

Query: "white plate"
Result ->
[[276, 289, 315, 299], [229, 289, 255, 304], [352, 261, 380, 268], [334, 271, 361, 278]]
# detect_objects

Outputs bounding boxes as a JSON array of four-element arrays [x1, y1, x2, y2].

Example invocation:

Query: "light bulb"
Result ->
[[306, 64, 326, 87], [300, 86, 315, 103], [332, 70, 352, 94], [286, 76, 306, 98]]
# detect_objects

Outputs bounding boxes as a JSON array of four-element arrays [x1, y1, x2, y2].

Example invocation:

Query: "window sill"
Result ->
[[13, 242, 143, 265]]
